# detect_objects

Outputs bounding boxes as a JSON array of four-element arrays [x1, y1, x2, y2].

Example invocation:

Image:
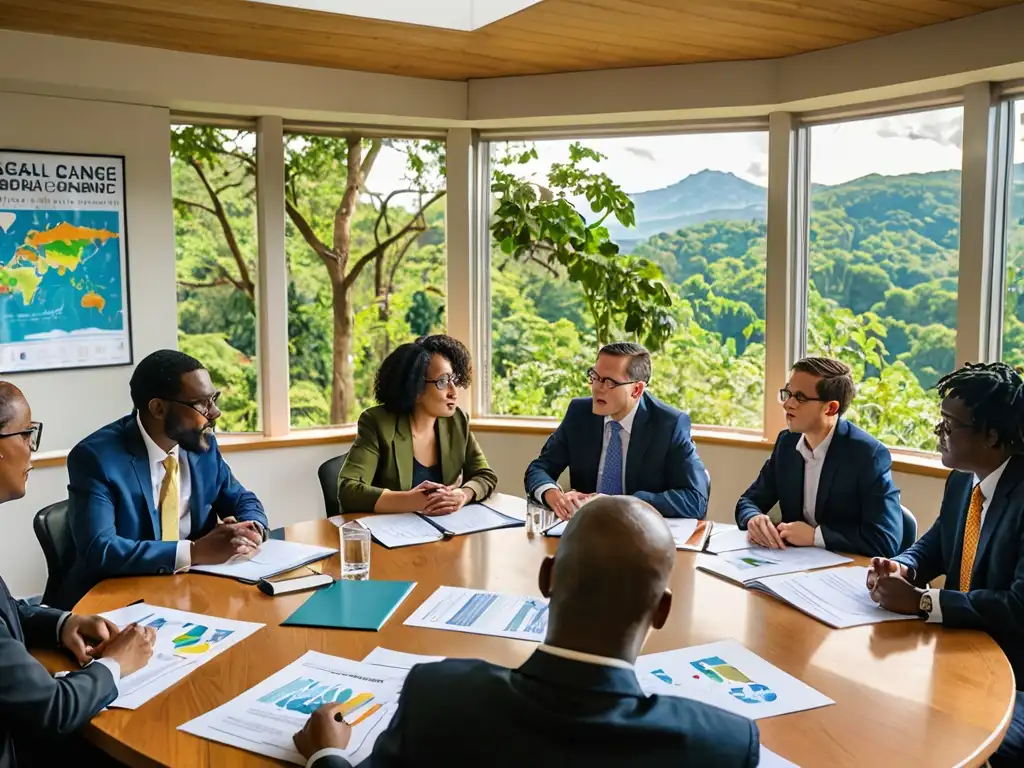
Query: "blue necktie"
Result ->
[[599, 421, 624, 495]]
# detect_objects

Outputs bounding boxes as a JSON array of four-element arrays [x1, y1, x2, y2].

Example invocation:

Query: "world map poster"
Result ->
[[0, 150, 131, 372]]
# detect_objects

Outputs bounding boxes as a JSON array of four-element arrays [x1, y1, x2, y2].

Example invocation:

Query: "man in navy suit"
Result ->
[[524, 342, 709, 520], [736, 357, 902, 557], [868, 362, 1024, 767], [59, 350, 268, 609], [293, 496, 760, 768]]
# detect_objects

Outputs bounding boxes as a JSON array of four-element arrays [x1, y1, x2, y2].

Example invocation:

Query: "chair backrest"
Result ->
[[899, 505, 918, 553], [33, 500, 74, 606], [318, 452, 348, 518]]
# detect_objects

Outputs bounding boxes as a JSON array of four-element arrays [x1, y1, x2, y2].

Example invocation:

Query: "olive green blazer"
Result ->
[[337, 405, 498, 513]]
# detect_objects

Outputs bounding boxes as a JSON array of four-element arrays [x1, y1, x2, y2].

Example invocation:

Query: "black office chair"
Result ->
[[899, 505, 918, 554], [33, 500, 74, 607], [318, 452, 349, 519], [705, 468, 712, 510]]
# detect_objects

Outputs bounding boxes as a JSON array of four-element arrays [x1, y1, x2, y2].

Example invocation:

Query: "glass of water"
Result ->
[[340, 521, 371, 580]]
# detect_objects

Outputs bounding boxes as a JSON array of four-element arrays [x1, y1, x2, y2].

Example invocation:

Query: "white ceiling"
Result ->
[[247, 0, 544, 30]]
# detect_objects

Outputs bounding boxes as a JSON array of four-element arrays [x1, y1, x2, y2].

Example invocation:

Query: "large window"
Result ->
[[284, 134, 447, 427], [1003, 99, 1024, 369], [805, 107, 963, 450], [171, 125, 260, 433], [487, 131, 769, 430]]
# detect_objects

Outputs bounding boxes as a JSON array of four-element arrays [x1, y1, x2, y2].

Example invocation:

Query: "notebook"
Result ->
[[356, 496, 524, 548], [665, 519, 713, 552], [189, 539, 337, 584], [282, 579, 417, 631]]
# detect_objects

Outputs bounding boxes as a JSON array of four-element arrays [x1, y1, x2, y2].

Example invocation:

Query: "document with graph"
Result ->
[[637, 639, 833, 720], [98, 602, 264, 709], [696, 546, 852, 586], [179, 651, 406, 765], [404, 585, 549, 642]]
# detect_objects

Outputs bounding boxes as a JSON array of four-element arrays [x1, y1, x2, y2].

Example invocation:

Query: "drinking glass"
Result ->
[[340, 521, 371, 580]]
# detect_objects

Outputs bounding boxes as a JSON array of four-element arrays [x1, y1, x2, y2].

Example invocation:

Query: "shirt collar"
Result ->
[[975, 456, 1012, 502], [135, 411, 179, 467], [796, 423, 836, 462], [537, 644, 634, 670], [604, 398, 641, 435]]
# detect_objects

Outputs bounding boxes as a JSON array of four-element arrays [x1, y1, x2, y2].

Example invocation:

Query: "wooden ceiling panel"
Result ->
[[0, 0, 1020, 81]]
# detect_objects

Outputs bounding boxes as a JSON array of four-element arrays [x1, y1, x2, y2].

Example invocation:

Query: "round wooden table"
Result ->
[[36, 518, 1016, 767]]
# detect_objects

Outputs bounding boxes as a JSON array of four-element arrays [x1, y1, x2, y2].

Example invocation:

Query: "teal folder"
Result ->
[[282, 579, 417, 631]]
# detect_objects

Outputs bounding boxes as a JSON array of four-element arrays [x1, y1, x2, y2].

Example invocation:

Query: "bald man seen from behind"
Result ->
[[293, 495, 760, 768]]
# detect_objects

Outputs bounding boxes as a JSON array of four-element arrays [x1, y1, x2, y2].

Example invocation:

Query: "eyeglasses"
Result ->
[[587, 368, 640, 389], [167, 391, 221, 418], [424, 374, 457, 391], [778, 387, 827, 405], [0, 421, 43, 452], [934, 417, 973, 437]]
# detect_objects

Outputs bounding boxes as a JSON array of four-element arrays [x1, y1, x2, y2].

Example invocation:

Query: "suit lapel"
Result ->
[[624, 395, 650, 494], [581, 406, 605, 493], [946, 471, 974, 582], [782, 435, 805, 522], [393, 413, 413, 491], [185, 450, 203, 536], [127, 418, 159, 536], [972, 456, 1024, 585], [437, 417, 460, 486], [0, 576, 22, 643], [813, 419, 847, 521]]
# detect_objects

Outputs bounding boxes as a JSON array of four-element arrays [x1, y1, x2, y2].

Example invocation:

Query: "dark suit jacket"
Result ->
[[313, 650, 759, 768], [895, 455, 1024, 686], [338, 406, 497, 513], [0, 576, 116, 768], [61, 414, 267, 609], [524, 393, 709, 519], [735, 420, 903, 557]]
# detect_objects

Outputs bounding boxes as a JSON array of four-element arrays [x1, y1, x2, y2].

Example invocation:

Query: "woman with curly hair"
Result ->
[[337, 335, 498, 514]]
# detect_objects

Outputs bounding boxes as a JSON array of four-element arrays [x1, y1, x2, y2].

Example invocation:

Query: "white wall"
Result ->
[[0, 92, 178, 452]]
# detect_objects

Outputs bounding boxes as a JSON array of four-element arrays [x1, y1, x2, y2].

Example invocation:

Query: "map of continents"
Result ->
[[0, 210, 125, 344]]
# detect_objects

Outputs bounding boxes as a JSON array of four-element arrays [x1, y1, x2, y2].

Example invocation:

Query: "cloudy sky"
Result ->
[[368, 105, 991, 197]]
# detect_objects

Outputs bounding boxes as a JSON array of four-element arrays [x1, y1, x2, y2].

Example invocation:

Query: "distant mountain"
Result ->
[[607, 170, 766, 245]]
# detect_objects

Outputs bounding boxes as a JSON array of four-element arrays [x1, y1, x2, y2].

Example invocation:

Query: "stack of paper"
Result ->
[[98, 603, 264, 709], [180, 651, 405, 765], [637, 638, 834, 720], [665, 519, 713, 551], [752, 566, 920, 629], [706, 525, 754, 554], [696, 546, 851, 587], [189, 539, 337, 583]]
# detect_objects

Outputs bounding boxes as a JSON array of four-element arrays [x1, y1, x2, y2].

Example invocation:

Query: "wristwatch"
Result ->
[[918, 591, 933, 618]]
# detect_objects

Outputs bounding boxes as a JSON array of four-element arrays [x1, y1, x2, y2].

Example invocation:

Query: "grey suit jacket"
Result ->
[[0, 576, 117, 768]]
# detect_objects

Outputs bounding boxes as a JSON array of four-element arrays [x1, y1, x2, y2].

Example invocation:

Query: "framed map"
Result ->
[[0, 150, 132, 373]]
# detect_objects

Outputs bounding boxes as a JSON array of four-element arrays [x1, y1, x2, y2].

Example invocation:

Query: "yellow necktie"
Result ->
[[159, 454, 180, 542], [959, 485, 984, 592]]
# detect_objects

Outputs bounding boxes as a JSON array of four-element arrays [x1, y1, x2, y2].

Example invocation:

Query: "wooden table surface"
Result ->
[[35, 517, 1016, 768]]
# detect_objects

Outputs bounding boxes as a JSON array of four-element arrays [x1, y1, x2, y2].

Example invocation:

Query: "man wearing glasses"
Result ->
[[525, 342, 709, 520], [58, 349, 267, 609], [735, 357, 902, 557], [866, 361, 1024, 767]]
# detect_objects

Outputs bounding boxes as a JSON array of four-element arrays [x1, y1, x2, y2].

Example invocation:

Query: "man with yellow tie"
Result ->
[[59, 350, 267, 609], [866, 361, 1024, 767]]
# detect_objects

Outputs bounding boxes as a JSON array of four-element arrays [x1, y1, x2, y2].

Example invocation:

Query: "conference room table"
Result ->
[[35, 512, 1016, 767]]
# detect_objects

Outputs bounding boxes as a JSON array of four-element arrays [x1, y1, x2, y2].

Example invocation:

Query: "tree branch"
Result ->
[[285, 198, 337, 267], [189, 157, 255, 302], [174, 197, 217, 216], [178, 277, 230, 289]]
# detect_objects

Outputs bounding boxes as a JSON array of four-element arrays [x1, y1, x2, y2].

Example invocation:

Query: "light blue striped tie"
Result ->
[[599, 421, 624, 495]]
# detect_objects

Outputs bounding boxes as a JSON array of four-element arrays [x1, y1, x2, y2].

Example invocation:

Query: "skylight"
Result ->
[[248, 0, 545, 30]]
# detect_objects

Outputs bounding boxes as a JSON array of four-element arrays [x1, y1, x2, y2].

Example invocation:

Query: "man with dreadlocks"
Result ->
[[867, 361, 1024, 766]]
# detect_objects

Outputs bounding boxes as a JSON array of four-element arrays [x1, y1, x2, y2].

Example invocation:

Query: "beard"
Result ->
[[165, 409, 214, 453]]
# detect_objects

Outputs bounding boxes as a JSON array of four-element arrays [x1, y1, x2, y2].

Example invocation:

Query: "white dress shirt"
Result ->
[[794, 426, 836, 549], [136, 412, 193, 572], [925, 456, 1011, 624], [304, 644, 635, 768], [534, 399, 641, 504]]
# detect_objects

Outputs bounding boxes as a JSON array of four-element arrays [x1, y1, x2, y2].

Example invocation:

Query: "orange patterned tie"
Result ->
[[959, 485, 984, 592]]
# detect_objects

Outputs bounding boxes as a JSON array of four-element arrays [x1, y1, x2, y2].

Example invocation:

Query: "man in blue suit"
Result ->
[[293, 496, 760, 768], [59, 349, 268, 609], [736, 357, 902, 557], [868, 362, 1024, 767], [524, 342, 709, 520]]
